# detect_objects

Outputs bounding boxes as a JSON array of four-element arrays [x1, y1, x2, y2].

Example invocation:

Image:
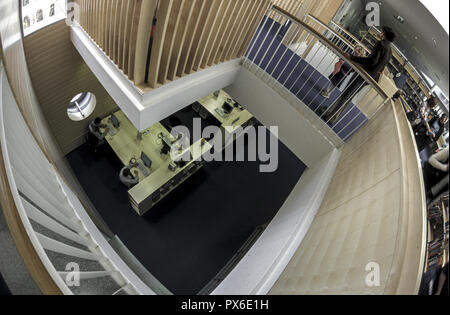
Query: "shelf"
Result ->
[[425, 194, 449, 272]]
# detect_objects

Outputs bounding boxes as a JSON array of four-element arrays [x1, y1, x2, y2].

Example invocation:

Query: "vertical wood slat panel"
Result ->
[[167, 0, 196, 81], [76, 0, 287, 90], [94, 0, 100, 43], [86, 0, 91, 35], [117, 0, 128, 69], [113, 0, 121, 64], [108, 0, 115, 57], [177, 0, 207, 77], [211, 0, 239, 65], [159, 0, 185, 84], [217, 0, 245, 63], [147, 0, 174, 88], [134, 0, 159, 87], [101, 0, 107, 49], [193, 0, 224, 71], [205, 0, 234, 67], [127, 0, 142, 81], [122, 0, 134, 75], [104, 0, 110, 54], [224, 0, 254, 61], [184, 0, 214, 75], [229, 0, 259, 59], [237, 0, 269, 57]]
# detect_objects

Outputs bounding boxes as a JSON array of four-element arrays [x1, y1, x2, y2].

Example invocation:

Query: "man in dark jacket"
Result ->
[[323, 27, 396, 125]]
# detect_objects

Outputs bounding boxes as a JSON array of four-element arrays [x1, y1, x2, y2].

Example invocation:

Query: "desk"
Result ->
[[198, 90, 255, 146], [102, 111, 212, 216]]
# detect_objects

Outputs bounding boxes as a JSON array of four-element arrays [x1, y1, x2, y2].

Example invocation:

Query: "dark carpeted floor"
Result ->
[[0, 273, 11, 296], [66, 106, 306, 294]]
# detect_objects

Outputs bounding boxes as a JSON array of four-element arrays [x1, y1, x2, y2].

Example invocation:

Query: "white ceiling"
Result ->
[[418, 0, 449, 34]]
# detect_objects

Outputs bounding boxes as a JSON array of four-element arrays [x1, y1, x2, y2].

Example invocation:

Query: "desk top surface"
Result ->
[[102, 111, 173, 168], [102, 110, 212, 203], [129, 139, 212, 203], [198, 90, 253, 132]]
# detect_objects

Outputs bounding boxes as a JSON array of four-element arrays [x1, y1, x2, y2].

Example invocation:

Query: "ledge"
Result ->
[[385, 99, 427, 294], [71, 24, 242, 131]]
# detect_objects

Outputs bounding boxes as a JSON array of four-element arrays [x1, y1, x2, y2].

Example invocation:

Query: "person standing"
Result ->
[[119, 163, 139, 188], [323, 27, 396, 125], [417, 114, 448, 152], [425, 146, 449, 200], [320, 46, 366, 99], [88, 117, 109, 146]]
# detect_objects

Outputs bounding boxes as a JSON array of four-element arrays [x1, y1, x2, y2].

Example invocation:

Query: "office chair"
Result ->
[[85, 133, 102, 153], [152, 190, 161, 203], [192, 102, 200, 113], [199, 107, 209, 120], [165, 116, 183, 133]]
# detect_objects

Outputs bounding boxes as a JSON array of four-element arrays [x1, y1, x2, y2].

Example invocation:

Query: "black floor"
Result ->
[[0, 273, 11, 296], [66, 106, 306, 294]]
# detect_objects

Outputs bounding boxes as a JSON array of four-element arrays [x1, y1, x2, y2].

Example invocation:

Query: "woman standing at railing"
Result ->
[[320, 45, 366, 99]]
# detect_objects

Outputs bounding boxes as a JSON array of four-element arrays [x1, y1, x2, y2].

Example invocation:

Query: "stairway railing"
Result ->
[[243, 5, 390, 145], [0, 62, 154, 295]]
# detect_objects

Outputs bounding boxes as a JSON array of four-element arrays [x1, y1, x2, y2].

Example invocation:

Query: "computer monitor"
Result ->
[[111, 113, 120, 128], [222, 102, 233, 114], [141, 152, 152, 168], [160, 142, 170, 155]]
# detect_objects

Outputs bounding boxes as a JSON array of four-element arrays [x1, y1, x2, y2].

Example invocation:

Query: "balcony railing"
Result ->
[[75, 0, 272, 90], [243, 5, 389, 145]]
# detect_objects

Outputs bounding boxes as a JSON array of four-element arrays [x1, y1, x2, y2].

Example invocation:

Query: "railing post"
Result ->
[[133, 0, 158, 87]]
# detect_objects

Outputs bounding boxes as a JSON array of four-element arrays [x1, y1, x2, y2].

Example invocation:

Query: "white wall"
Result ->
[[225, 67, 335, 168]]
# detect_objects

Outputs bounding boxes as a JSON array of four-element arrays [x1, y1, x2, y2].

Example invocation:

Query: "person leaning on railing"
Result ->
[[320, 45, 366, 99], [323, 27, 396, 125]]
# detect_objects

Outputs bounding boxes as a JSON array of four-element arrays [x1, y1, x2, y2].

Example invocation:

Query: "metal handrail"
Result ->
[[306, 14, 371, 54], [329, 20, 371, 52], [273, 5, 388, 100]]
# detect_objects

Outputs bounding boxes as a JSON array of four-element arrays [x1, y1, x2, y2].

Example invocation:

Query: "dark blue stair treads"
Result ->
[[246, 17, 368, 142]]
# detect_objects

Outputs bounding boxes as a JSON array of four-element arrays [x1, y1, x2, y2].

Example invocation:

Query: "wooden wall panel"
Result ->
[[159, 0, 185, 83], [76, 0, 276, 91], [167, 0, 197, 81], [177, 0, 205, 77], [133, 0, 158, 86], [73, 0, 331, 91], [23, 21, 118, 155]]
